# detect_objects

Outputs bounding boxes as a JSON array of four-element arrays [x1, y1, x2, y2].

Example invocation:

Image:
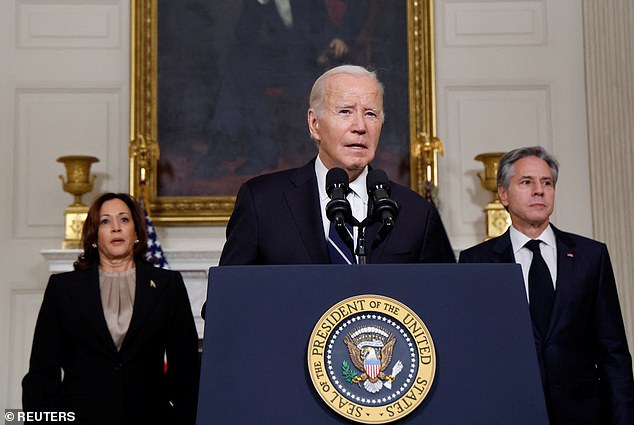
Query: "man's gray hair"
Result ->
[[309, 65, 384, 122], [497, 146, 559, 189]]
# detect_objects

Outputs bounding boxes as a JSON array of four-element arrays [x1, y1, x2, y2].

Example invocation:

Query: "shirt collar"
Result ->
[[349, 168, 368, 201], [315, 156, 329, 201], [315, 156, 369, 202], [509, 223, 556, 254]]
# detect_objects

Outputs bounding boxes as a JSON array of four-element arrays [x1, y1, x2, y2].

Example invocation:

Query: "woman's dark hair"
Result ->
[[74, 193, 148, 271]]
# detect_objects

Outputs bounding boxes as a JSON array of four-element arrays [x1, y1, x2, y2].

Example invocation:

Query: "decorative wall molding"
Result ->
[[7, 290, 43, 407], [443, 0, 546, 47], [441, 84, 552, 245], [14, 87, 122, 239], [16, 1, 121, 49]]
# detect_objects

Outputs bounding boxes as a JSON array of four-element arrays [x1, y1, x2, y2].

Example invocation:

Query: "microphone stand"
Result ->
[[376, 216, 395, 243], [353, 209, 396, 264], [354, 217, 373, 265]]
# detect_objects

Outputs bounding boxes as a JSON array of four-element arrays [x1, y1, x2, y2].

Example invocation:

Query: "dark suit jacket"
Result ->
[[22, 260, 199, 425], [459, 226, 634, 425], [219, 158, 455, 265]]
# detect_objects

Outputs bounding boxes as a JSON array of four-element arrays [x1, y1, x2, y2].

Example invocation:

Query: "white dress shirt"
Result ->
[[509, 224, 558, 302], [315, 157, 369, 260]]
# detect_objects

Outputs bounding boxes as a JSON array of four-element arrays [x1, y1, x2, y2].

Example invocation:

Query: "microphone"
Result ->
[[367, 169, 399, 240], [325, 167, 352, 227]]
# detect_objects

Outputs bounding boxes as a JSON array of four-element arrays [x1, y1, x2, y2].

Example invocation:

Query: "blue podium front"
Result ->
[[197, 264, 548, 425]]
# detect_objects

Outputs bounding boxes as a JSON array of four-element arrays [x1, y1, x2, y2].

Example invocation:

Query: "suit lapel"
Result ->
[[67, 266, 119, 354], [492, 229, 516, 263], [548, 225, 577, 336], [284, 160, 330, 263], [479, 227, 576, 339], [366, 217, 390, 262], [121, 261, 163, 351]]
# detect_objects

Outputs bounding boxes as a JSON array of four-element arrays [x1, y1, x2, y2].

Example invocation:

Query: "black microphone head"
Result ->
[[325, 168, 352, 223], [367, 168, 391, 195], [367, 168, 398, 229], [326, 167, 349, 197]]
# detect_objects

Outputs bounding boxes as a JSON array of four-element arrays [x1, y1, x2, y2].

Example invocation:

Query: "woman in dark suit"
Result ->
[[23, 193, 199, 425]]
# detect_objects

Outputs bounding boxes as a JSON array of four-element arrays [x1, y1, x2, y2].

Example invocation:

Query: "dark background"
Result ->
[[157, 0, 409, 197]]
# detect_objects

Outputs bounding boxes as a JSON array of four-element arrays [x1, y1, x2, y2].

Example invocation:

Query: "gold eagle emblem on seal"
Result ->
[[308, 294, 436, 423]]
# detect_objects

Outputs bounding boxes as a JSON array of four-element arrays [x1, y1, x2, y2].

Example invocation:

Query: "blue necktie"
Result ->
[[525, 239, 555, 336], [328, 222, 355, 264]]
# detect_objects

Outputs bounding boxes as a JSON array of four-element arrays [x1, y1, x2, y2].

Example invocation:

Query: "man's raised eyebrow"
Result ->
[[334, 102, 355, 109]]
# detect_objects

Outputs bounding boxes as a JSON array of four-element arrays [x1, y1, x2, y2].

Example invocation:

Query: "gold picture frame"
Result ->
[[129, 0, 439, 225]]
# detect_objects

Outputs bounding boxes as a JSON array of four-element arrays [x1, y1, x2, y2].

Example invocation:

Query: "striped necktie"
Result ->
[[328, 222, 355, 264], [274, 0, 293, 28]]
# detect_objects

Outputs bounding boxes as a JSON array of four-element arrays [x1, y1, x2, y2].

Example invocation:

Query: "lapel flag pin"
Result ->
[[150, 280, 157, 288], [567, 252, 574, 258]]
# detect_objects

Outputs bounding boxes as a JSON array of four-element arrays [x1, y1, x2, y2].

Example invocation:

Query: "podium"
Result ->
[[198, 264, 548, 424]]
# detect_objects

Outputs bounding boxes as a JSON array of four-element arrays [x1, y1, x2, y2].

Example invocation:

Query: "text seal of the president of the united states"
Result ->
[[308, 294, 436, 423]]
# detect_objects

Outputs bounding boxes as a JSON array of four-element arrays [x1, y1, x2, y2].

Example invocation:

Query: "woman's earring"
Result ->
[[91, 243, 97, 248], [134, 239, 140, 245]]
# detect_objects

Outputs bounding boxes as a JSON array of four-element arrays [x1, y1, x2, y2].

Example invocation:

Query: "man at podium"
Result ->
[[459, 146, 634, 425], [218, 64, 455, 266]]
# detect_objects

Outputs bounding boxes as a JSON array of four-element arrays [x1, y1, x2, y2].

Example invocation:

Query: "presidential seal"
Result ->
[[307, 294, 436, 424]]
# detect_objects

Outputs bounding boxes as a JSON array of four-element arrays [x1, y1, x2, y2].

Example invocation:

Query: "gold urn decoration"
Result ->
[[57, 155, 99, 249], [475, 152, 511, 240], [412, 132, 444, 205]]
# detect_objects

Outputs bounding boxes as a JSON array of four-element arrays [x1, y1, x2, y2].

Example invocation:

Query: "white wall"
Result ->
[[0, 0, 629, 411], [0, 0, 132, 410], [435, 0, 592, 249]]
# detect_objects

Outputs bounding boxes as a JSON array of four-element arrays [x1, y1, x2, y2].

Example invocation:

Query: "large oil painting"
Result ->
[[130, 0, 437, 224]]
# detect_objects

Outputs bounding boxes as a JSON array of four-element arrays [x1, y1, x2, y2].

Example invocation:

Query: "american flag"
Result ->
[[364, 358, 381, 380], [141, 203, 169, 269]]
